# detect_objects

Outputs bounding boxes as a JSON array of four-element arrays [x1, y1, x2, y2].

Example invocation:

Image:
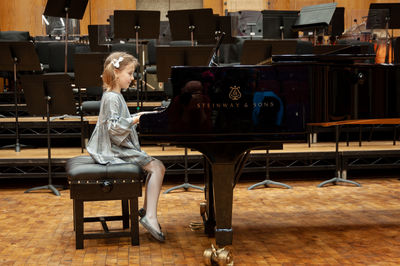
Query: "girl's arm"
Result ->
[[131, 110, 161, 125]]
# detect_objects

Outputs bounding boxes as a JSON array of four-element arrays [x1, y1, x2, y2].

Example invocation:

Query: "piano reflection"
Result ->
[[139, 64, 310, 246]]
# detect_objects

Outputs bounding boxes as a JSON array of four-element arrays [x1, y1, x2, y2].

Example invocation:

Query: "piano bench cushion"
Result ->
[[66, 155, 144, 182], [66, 156, 144, 200]]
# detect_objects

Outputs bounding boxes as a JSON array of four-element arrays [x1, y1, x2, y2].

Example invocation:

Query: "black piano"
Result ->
[[139, 64, 311, 246]]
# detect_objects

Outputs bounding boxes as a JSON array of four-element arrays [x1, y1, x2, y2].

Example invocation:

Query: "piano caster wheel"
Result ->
[[200, 201, 207, 214], [200, 201, 209, 225], [203, 244, 233, 266]]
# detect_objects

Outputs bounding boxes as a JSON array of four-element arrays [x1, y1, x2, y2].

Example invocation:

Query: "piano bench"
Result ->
[[66, 155, 144, 249]]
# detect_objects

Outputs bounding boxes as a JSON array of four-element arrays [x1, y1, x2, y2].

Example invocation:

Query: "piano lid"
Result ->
[[139, 65, 310, 142]]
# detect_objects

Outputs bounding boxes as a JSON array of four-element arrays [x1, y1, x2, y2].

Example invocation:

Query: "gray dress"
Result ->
[[87, 91, 153, 166]]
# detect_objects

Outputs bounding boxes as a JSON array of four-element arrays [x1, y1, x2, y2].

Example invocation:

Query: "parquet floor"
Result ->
[[0, 140, 399, 159], [1, 177, 400, 265]]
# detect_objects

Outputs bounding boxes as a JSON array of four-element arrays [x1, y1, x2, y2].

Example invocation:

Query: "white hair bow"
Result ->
[[111, 57, 124, 68]]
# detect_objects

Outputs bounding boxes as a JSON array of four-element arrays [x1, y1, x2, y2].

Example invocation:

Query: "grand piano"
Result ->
[[139, 64, 311, 246]]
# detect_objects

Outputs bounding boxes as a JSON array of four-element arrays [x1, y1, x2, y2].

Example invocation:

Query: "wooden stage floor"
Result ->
[[1, 178, 400, 265], [1, 140, 399, 159]]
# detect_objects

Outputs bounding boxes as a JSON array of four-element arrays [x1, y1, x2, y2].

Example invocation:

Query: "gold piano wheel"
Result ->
[[200, 201, 207, 215], [203, 244, 233, 266]]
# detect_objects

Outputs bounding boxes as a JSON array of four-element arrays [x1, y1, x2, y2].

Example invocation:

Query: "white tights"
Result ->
[[141, 159, 165, 232]]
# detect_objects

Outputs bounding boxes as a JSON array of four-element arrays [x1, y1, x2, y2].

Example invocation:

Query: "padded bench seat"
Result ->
[[66, 155, 144, 249]]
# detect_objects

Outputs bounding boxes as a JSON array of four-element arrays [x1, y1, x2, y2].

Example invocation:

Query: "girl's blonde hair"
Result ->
[[102, 52, 139, 89]]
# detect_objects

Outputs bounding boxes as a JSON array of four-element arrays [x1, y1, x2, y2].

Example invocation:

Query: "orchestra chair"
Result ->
[[66, 155, 144, 249], [47, 42, 90, 76], [34, 41, 51, 72]]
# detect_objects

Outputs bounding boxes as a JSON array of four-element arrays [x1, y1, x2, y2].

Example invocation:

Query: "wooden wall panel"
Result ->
[[0, 0, 136, 36], [136, 0, 203, 21], [0, 0, 399, 37], [0, 0, 47, 36], [204, 0, 223, 15], [81, 0, 136, 35], [225, 0, 267, 12]]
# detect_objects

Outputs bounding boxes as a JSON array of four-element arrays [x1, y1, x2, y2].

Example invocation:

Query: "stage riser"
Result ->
[[1, 151, 399, 179]]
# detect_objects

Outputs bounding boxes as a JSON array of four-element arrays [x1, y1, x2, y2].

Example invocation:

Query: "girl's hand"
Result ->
[[132, 114, 141, 125]]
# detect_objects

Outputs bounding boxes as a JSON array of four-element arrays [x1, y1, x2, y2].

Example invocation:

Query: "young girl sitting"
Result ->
[[87, 52, 165, 242]]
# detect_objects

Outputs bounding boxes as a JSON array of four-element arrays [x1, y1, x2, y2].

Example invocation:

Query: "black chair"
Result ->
[[111, 43, 138, 57], [34, 42, 51, 72], [0, 31, 31, 41], [47, 42, 90, 76]]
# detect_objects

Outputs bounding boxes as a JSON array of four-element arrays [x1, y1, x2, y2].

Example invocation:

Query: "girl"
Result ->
[[87, 52, 165, 242]]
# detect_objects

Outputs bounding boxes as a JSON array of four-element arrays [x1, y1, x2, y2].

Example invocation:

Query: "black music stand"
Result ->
[[21, 74, 76, 196], [367, 3, 400, 64], [167, 9, 215, 45], [262, 10, 299, 39], [113, 10, 160, 111], [0, 41, 41, 152], [368, 3, 400, 29], [88, 25, 110, 52], [74, 52, 108, 151], [156, 45, 214, 83], [240, 40, 272, 65], [43, 0, 88, 73]]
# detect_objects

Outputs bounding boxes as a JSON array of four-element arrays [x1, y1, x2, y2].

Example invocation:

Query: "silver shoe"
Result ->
[[138, 209, 162, 230], [139, 216, 165, 242]]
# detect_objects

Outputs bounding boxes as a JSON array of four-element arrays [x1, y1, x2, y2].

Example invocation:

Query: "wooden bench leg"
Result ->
[[122, 200, 129, 229], [75, 199, 84, 249], [130, 197, 139, 246]]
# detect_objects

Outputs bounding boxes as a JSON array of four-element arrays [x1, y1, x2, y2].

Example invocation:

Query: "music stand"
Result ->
[[74, 52, 109, 151], [0, 41, 41, 152], [262, 10, 299, 39], [167, 9, 215, 46], [113, 10, 160, 111], [240, 40, 272, 65], [43, 0, 88, 73], [156, 45, 214, 83], [292, 3, 337, 45], [88, 25, 110, 52], [367, 3, 400, 64], [21, 74, 76, 196], [197, 15, 235, 45], [368, 3, 400, 29]]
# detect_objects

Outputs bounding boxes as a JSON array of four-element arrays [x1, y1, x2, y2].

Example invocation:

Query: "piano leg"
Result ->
[[193, 143, 255, 246], [212, 162, 235, 247], [203, 158, 216, 237]]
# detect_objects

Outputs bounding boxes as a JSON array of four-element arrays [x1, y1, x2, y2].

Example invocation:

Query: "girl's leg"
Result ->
[[142, 159, 165, 232], [142, 173, 150, 211]]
